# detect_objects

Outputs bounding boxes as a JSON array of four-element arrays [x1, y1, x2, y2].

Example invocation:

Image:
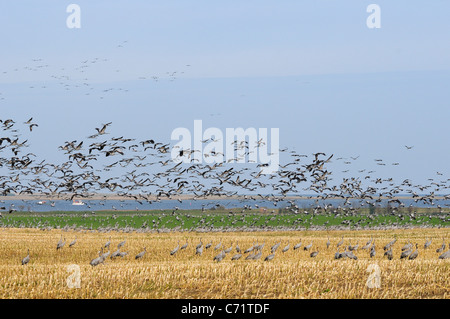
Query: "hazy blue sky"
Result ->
[[1, 1, 449, 187]]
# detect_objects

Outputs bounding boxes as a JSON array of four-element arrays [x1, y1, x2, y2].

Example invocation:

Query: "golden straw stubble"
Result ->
[[0, 228, 448, 299]]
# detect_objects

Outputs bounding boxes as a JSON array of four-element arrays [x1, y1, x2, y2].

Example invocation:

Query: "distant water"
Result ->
[[1, 198, 448, 213]]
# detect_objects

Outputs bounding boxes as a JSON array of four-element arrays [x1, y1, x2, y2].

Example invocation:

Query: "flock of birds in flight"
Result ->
[[0, 43, 190, 103], [0, 117, 448, 265], [1, 47, 449, 267], [1, 47, 448, 212], [0, 117, 449, 213]]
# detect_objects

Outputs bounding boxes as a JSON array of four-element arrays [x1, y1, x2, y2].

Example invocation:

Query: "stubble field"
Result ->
[[0, 227, 448, 299]]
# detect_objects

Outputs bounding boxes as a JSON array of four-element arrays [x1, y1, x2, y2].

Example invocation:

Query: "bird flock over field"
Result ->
[[2, 48, 448, 275], [1, 117, 449, 210], [0, 117, 449, 266]]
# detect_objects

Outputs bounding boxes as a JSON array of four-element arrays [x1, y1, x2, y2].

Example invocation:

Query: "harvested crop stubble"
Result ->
[[0, 228, 448, 298]]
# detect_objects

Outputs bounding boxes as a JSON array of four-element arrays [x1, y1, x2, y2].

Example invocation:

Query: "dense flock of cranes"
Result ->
[[0, 117, 449, 266], [19, 234, 450, 266], [1, 48, 447, 300], [1, 118, 449, 210]]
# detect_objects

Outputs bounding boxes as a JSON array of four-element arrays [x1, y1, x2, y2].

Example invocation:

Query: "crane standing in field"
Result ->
[[384, 247, 394, 260], [22, 249, 30, 265], [195, 238, 203, 250], [135, 247, 146, 260], [214, 239, 222, 251], [310, 248, 319, 258], [282, 241, 290, 253], [408, 244, 419, 260], [224, 243, 233, 254], [90, 249, 103, 266], [349, 240, 359, 252], [196, 243, 203, 256], [383, 238, 396, 251], [363, 237, 373, 250], [104, 236, 112, 249], [245, 250, 256, 260], [180, 239, 188, 251], [304, 241, 313, 251], [264, 253, 275, 261], [231, 253, 242, 260], [255, 241, 265, 252], [439, 246, 450, 259], [111, 248, 121, 259], [335, 248, 342, 259], [90, 247, 108, 266], [401, 241, 413, 252], [253, 249, 262, 260], [100, 248, 110, 260], [370, 242, 376, 258], [235, 241, 241, 253], [293, 239, 302, 250], [424, 238, 432, 249], [336, 236, 344, 248], [171, 240, 180, 256], [400, 246, 413, 259], [244, 243, 255, 254], [69, 236, 77, 248], [271, 241, 281, 253], [436, 237, 446, 253], [345, 249, 358, 260], [117, 240, 126, 249], [213, 249, 225, 262], [57, 235, 66, 250]]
